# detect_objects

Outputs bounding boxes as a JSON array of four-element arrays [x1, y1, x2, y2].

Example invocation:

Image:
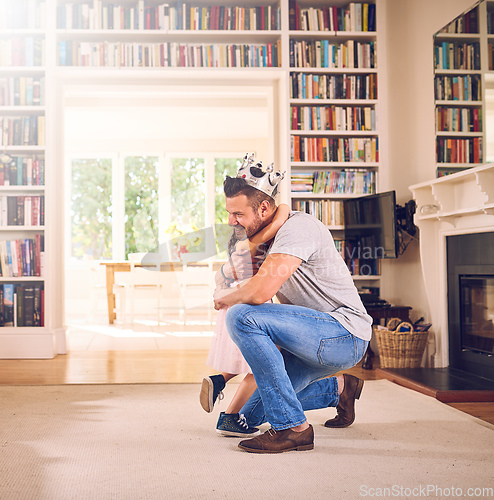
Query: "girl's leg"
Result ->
[[221, 372, 237, 384], [225, 373, 257, 414]]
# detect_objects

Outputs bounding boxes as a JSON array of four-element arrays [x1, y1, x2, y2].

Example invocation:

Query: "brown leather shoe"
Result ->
[[238, 425, 314, 454], [324, 374, 364, 428]]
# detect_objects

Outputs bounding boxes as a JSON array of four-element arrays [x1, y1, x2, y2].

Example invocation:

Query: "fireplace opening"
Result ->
[[447, 232, 494, 381], [459, 276, 494, 355]]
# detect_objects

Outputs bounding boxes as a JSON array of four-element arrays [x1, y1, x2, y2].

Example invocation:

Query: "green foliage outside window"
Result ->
[[124, 156, 159, 258], [214, 157, 241, 258], [71, 158, 112, 260], [166, 157, 206, 255], [70, 154, 242, 261]]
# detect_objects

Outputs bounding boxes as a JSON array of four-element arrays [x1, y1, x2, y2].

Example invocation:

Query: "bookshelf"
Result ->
[[433, 1, 486, 178], [0, 0, 389, 358], [288, 0, 382, 279], [0, 0, 48, 354]]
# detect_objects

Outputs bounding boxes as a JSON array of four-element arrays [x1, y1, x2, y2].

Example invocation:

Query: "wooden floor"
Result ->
[[0, 324, 493, 426]]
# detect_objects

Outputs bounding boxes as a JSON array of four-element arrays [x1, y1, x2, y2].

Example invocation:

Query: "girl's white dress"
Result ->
[[207, 307, 252, 374]]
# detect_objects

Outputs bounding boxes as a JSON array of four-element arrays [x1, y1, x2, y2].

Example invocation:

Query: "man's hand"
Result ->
[[213, 253, 302, 309]]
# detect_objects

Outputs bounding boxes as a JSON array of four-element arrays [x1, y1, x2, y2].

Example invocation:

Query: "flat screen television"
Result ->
[[343, 191, 398, 259]]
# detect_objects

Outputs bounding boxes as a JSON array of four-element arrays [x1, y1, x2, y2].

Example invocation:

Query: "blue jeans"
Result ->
[[226, 303, 369, 431]]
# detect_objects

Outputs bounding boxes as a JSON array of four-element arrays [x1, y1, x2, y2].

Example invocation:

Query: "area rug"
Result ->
[[1, 380, 493, 500]]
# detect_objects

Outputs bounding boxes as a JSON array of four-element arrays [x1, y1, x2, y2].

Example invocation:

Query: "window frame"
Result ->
[[66, 150, 244, 263]]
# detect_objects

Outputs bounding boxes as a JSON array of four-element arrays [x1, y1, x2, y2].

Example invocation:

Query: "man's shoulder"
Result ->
[[285, 211, 324, 229]]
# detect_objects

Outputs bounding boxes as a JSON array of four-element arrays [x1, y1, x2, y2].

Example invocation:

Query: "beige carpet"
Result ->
[[1, 380, 493, 500]]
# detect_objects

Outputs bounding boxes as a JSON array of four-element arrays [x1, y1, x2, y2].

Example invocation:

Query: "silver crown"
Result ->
[[236, 153, 285, 199]]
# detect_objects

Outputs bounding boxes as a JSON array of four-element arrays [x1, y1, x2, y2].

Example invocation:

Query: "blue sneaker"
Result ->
[[200, 375, 225, 413], [216, 412, 260, 437]]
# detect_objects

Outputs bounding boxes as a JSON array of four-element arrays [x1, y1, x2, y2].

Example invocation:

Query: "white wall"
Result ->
[[382, 0, 476, 324]]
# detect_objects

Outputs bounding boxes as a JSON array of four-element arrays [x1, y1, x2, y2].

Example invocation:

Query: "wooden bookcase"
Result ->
[[288, 0, 382, 280], [0, 0, 388, 357], [433, 1, 488, 178], [0, 0, 51, 357]]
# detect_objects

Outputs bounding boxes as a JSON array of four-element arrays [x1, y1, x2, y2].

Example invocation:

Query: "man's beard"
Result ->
[[244, 212, 263, 238]]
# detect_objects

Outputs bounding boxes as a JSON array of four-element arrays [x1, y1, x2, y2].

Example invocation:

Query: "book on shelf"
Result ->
[[292, 199, 345, 226], [291, 136, 378, 163], [436, 137, 482, 164], [0, 76, 45, 107], [437, 4, 478, 34], [57, 2, 281, 31], [289, 1, 376, 32], [436, 106, 482, 133], [0, 156, 44, 186], [0, 116, 45, 147], [290, 72, 377, 100], [58, 40, 281, 68], [0, 235, 44, 277], [344, 239, 381, 276], [0, 37, 45, 67], [289, 39, 376, 69], [0, 195, 44, 226], [0, 283, 43, 328], [434, 74, 481, 102], [0, 0, 46, 30], [291, 104, 376, 132], [434, 41, 480, 71], [291, 169, 376, 195], [3, 283, 14, 327]]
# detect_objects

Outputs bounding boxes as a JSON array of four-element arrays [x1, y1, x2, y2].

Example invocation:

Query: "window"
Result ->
[[70, 157, 112, 260], [69, 152, 242, 261], [125, 155, 159, 257]]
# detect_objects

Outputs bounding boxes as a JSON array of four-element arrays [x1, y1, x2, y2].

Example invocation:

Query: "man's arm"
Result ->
[[213, 253, 302, 309]]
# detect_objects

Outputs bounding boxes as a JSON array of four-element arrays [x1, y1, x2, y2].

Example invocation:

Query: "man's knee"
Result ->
[[225, 303, 255, 341]]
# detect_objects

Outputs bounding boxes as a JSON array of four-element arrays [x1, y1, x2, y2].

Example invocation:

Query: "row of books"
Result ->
[[0, 283, 43, 327], [0, 156, 45, 187], [289, 1, 376, 32], [291, 105, 376, 132], [290, 72, 377, 100], [0, 236, 44, 277], [291, 136, 378, 163], [434, 74, 481, 102], [292, 199, 345, 227], [0, 196, 45, 227], [334, 240, 381, 276], [291, 169, 376, 195], [487, 44, 494, 71], [487, 11, 494, 35], [58, 40, 281, 68], [437, 5, 478, 34], [434, 42, 480, 71], [436, 168, 466, 178], [0, 77, 44, 107], [0, 0, 46, 30], [289, 39, 376, 70], [57, 2, 281, 31], [436, 137, 482, 164], [0, 38, 45, 67], [436, 106, 482, 133], [0, 116, 45, 147]]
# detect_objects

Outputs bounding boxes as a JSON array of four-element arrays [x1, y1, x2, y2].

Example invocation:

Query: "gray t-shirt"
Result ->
[[268, 211, 373, 341]]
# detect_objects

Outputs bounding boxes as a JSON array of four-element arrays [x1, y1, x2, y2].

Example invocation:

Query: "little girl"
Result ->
[[200, 203, 290, 437]]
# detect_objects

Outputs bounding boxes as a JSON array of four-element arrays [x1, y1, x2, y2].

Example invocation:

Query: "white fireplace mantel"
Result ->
[[409, 163, 494, 367]]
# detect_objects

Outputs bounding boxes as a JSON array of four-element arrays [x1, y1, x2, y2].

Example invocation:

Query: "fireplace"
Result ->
[[409, 163, 494, 372], [447, 232, 494, 380]]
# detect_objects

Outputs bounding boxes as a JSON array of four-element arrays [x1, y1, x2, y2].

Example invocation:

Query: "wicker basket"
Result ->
[[374, 318, 429, 368]]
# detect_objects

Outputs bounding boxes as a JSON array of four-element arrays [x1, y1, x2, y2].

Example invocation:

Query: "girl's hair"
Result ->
[[227, 228, 246, 257]]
